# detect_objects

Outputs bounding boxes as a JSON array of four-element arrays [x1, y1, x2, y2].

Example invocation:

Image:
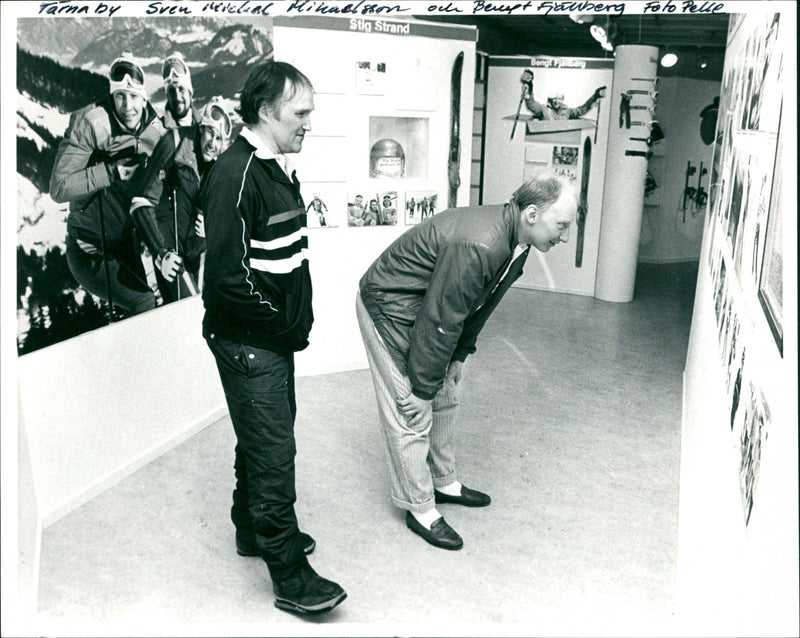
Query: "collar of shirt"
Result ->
[[163, 109, 194, 129], [240, 126, 294, 177]]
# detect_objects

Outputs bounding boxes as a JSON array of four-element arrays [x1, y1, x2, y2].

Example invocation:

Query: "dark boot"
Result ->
[[272, 564, 346, 614]]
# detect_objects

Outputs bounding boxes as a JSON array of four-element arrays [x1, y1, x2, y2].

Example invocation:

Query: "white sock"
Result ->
[[412, 508, 442, 530], [436, 480, 462, 496]]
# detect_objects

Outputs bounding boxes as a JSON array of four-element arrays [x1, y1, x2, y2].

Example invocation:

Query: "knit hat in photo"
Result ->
[[200, 96, 232, 140], [109, 52, 148, 101], [162, 52, 193, 94]]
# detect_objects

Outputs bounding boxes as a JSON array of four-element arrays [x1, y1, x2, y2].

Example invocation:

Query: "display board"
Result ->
[[483, 56, 613, 297], [273, 16, 475, 229], [676, 8, 797, 635]]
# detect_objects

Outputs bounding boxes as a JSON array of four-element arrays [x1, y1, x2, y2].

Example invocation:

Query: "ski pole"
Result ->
[[594, 98, 601, 143], [173, 187, 181, 301], [97, 190, 114, 322]]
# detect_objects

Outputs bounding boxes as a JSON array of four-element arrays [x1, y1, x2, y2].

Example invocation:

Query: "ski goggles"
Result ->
[[162, 54, 192, 90], [200, 98, 232, 139], [109, 57, 147, 98]]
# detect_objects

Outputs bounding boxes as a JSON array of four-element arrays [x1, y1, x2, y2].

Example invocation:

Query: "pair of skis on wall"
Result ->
[[448, 52, 464, 209]]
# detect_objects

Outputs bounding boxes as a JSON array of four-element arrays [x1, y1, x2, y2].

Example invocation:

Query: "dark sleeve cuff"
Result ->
[[411, 387, 437, 401]]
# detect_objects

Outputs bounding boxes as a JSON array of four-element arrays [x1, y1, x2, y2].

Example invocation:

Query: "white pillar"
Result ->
[[595, 45, 659, 302]]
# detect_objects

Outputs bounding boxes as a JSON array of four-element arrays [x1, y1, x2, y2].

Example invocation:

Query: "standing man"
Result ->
[[200, 60, 346, 615], [356, 170, 577, 550]]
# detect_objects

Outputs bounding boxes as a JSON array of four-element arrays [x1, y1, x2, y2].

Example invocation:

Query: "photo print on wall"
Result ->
[[736, 381, 770, 526], [551, 145, 579, 182], [356, 60, 387, 96], [300, 183, 346, 228], [306, 192, 334, 228], [368, 117, 429, 180], [378, 190, 401, 226], [404, 191, 438, 225], [347, 189, 396, 227]]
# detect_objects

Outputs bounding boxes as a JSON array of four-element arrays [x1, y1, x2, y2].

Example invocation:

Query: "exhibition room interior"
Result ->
[[7, 6, 797, 637]]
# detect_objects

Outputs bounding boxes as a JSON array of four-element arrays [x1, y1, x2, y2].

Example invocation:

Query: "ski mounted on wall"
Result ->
[[448, 51, 464, 209], [575, 135, 592, 268]]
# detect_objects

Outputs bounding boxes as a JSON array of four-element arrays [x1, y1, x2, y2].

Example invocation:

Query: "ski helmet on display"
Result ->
[[370, 139, 405, 178]]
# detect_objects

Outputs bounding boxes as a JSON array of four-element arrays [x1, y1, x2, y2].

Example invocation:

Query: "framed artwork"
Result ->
[[305, 192, 336, 229], [377, 190, 401, 226], [404, 191, 439, 225], [346, 189, 396, 227], [368, 117, 429, 179], [736, 381, 770, 526], [356, 60, 387, 96], [757, 122, 783, 356]]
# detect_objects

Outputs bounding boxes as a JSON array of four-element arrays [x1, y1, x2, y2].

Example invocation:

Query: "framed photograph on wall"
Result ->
[[346, 189, 389, 227], [305, 192, 335, 229], [368, 117, 429, 179], [757, 123, 783, 356], [404, 191, 439, 225], [377, 190, 401, 226], [356, 60, 387, 96]]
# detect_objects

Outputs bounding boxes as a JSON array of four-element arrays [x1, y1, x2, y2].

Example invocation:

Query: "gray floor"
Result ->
[[36, 263, 698, 637]]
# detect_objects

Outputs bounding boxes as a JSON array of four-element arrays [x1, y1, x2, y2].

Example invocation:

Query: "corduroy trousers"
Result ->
[[356, 293, 459, 513]]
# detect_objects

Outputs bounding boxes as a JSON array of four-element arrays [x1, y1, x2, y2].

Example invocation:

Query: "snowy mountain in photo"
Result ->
[[17, 92, 71, 252]]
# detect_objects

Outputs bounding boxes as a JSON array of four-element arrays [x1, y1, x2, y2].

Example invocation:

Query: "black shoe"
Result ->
[[236, 531, 316, 557], [405, 511, 463, 550], [434, 485, 491, 507], [273, 564, 347, 614]]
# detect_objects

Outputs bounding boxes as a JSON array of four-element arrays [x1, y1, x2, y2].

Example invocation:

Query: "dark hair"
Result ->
[[236, 60, 313, 125], [512, 169, 570, 211]]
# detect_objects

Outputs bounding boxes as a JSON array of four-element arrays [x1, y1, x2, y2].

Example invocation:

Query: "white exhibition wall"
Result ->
[[676, 8, 798, 635], [483, 56, 613, 297], [638, 77, 720, 264]]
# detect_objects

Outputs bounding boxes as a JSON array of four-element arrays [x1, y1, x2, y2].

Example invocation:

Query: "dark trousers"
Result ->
[[206, 334, 308, 582], [66, 234, 156, 315]]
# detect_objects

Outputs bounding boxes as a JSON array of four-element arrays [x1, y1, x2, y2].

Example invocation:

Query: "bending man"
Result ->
[[356, 170, 578, 550]]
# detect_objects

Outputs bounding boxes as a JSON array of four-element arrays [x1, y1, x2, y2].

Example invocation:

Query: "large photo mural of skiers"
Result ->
[[16, 16, 275, 354]]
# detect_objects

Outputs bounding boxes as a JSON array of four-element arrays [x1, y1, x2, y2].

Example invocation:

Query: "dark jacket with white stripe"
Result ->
[[200, 128, 312, 353]]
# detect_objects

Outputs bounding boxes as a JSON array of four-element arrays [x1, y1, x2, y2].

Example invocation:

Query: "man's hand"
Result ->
[[396, 392, 433, 429], [446, 360, 463, 386], [114, 159, 139, 181], [519, 69, 534, 99], [593, 86, 607, 100], [157, 250, 183, 282], [194, 213, 205, 238]]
